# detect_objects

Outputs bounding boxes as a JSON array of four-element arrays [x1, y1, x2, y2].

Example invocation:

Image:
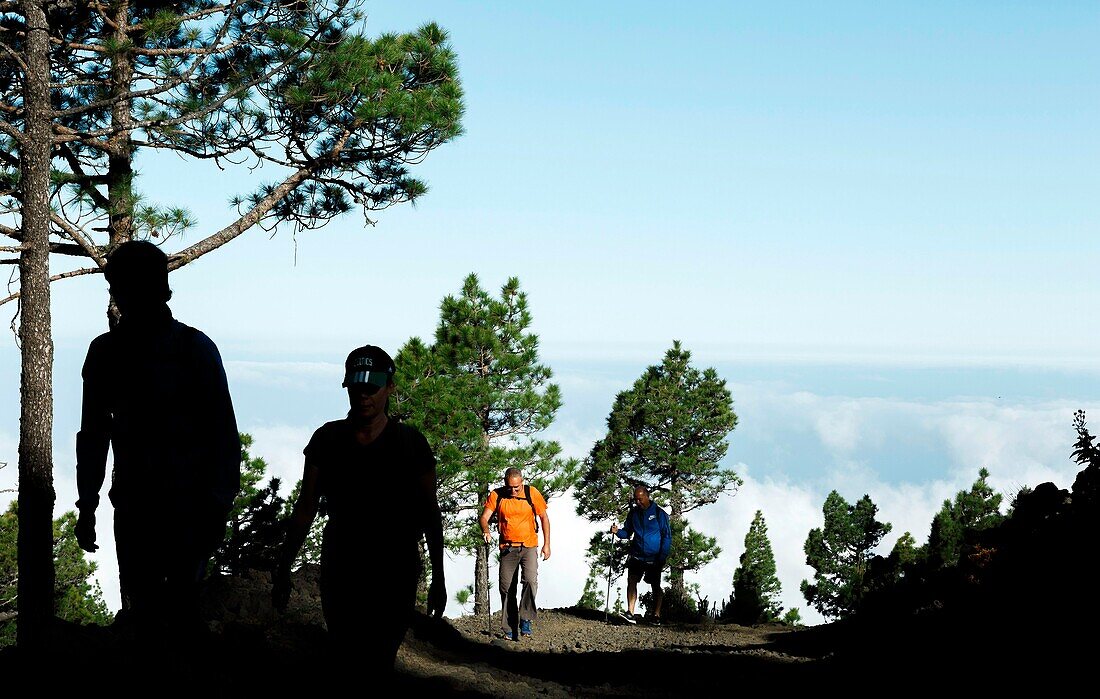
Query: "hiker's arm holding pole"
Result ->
[[610, 512, 632, 540], [480, 504, 493, 544], [273, 458, 321, 611]]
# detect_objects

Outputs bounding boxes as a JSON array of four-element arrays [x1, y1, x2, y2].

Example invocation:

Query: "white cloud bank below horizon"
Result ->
[[2, 367, 1095, 629]]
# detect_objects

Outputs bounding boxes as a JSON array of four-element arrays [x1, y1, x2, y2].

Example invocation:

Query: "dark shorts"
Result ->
[[627, 558, 664, 587]]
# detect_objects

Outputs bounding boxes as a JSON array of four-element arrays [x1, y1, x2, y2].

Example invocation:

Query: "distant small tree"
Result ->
[[927, 468, 1004, 568], [577, 573, 601, 610], [781, 608, 803, 626], [1, 503, 112, 647], [212, 478, 286, 575], [727, 511, 783, 624], [801, 491, 892, 620], [455, 584, 474, 613], [864, 531, 921, 594], [576, 342, 739, 599], [211, 434, 287, 575], [281, 479, 326, 569]]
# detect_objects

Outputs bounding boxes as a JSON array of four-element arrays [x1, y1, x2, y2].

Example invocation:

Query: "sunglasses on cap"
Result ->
[[349, 382, 385, 396]]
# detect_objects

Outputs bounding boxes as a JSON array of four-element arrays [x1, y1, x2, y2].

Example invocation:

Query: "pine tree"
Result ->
[[801, 491, 892, 620], [2, 1, 463, 644], [728, 510, 783, 624], [391, 274, 579, 615], [578, 529, 628, 611], [577, 573, 602, 610], [927, 468, 1004, 568], [575, 342, 739, 598]]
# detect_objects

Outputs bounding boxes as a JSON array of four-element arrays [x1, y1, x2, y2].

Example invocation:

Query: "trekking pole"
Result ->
[[604, 528, 614, 623], [486, 541, 493, 637]]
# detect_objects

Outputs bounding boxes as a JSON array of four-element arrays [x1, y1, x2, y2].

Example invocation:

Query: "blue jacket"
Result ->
[[616, 502, 671, 563]]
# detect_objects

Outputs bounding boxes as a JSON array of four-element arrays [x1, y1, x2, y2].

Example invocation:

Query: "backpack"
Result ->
[[488, 484, 539, 534]]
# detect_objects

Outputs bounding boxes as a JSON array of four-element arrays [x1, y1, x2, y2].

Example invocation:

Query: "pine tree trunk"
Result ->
[[16, 0, 57, 649], [669, 479, 685, 597], [473, 541, 489, 616], [107, 1, 134, 247]]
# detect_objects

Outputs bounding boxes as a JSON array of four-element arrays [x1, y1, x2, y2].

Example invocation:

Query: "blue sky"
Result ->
[[2, 1, 1099, 624]]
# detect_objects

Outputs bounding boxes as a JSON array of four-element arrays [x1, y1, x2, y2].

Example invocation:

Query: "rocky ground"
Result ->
[[393, 607, 825, 696]]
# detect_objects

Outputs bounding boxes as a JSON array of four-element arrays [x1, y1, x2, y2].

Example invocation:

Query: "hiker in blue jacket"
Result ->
[[610, 485, 671, 625]]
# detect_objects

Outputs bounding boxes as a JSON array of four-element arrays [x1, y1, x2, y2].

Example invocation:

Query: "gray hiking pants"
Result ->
[[498, 545, 538, 634]]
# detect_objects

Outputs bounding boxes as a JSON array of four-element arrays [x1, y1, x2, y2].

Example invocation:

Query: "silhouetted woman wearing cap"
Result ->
[[274, 344, 446, 681]]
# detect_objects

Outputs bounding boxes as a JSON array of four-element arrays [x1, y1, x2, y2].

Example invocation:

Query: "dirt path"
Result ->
[[394, 608, 819, 696]]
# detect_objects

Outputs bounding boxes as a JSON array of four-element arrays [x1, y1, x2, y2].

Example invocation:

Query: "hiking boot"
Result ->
[[520, 619, 532, 637], [619, 612, 637, 624], [649, 616, 662, 626], [500, 630, 518, 641]]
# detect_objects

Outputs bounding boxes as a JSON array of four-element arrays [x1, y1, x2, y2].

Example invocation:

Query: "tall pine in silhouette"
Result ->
[[576, 341, 739, 600], [391, 274, 579, 615], [801, 491, 892, 619], [726, 510, 783, 624]]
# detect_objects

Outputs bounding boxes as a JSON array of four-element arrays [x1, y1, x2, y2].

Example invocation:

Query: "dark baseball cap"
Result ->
[[342, 345, 396, 388]]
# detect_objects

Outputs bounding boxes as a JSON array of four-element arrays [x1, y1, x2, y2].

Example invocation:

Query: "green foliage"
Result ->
[[781, 608, 803, 626], [575, 341, 739, 594], [1, 503, 112, 647], [580, 529, 627, 610], [211, 434, 286, 575], [612, 587, 624, 614], [726, 511, 783, 624], [281, 480, 326, 569], [455, 584, 474, 612], [653, 582, 701, 622], [668, 519, 721, 590], [927, 468, 1004, 568], [1, 1, 464, 261], [577, 573, 602, 611], [801, 491, 892, 620], [863, 530, 923, 594], [391, 274, 579, 613]]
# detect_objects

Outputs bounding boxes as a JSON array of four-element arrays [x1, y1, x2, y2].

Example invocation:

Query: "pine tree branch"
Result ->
[[49, 212, 107, 264], [56, 144, 111, 208], [0, 266, 100, 307], [126, 2, 236, 32], [168, 163, 318, 270], [0, 119, 22, 143]]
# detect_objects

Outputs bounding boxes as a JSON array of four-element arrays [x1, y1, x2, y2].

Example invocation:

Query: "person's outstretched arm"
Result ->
[[480, 492, 497, 544], [612, 509, 633, 539], [273, 459, 320, 611], [75, 340, 111, 553]]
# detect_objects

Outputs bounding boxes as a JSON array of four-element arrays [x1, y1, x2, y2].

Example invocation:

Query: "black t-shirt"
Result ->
[[303, 418, 436, 567]]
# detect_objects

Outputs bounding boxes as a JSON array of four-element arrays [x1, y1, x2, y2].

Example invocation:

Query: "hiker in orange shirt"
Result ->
[[480, 468, 551, 641]]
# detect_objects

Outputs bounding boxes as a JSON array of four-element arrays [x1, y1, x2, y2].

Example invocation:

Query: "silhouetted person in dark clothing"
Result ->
[[274, 344, 446, 682], [75, 240, 240, 644]]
